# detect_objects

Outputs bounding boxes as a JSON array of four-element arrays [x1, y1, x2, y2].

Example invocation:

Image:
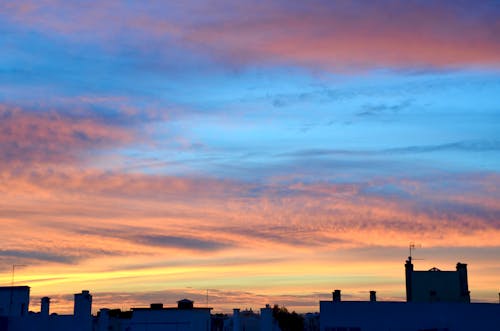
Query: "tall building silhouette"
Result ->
[[405, 256, 470, 303]]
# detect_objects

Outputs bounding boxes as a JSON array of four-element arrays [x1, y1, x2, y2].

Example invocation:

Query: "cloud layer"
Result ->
[[1, 1, 499, 71]]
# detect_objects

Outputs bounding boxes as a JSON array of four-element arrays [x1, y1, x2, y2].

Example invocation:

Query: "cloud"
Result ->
[[1, 169, 498, 312], [281, 140, 500, 158], [386, 140, 500, 153], [133, 234, 230, 251], [69, 225, 232, 252], [2, 164, 498, 240], [1, 1, 498, 71], [0, 246, 125, 268], [212, 224, 349, 248], [0, 105, 134, 165], [0, 249, 76, 264], [356, 99, 413, 117], [0, 166, 250, 203], [184, 1, 500, 70]]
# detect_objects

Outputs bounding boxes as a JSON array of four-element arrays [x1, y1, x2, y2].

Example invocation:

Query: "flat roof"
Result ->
[[132, 307, 212, 311], [0, 286, 30, 290]]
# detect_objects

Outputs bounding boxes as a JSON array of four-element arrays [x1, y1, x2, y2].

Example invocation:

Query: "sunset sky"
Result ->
[[0, 0, 499, 314]]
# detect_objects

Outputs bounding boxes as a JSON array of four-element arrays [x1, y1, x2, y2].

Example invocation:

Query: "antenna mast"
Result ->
[[11, 264, 26, 286], [409, 242, 422, 261], [9, 264, 26, 316]]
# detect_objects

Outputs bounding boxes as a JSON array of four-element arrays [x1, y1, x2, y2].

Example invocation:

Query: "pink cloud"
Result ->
[[0, 105, 134, 165], [1, 1, 498, 70], [186, 1, 500, 69]]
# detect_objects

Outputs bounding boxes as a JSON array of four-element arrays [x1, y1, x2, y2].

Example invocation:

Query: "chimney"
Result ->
[[150, 303, 163, 310], [456, 262, 470, 303], [369, 291, 376, 302], [233, 308, 241, 331], [177, 299, 194, 309], [405, 257, 414, 302], [41, 297, 50, 316], [332, 290, 341, 302]]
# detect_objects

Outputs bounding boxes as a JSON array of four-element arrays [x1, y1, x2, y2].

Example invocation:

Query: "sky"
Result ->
[[0, 0, 499, 314]]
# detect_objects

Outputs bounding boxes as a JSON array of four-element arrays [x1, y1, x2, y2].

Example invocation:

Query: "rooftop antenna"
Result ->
[[206, 289, 209, 308], [9, 264, 26, 316], [409, 242, 422, 262], [11, 264, 26, 286]]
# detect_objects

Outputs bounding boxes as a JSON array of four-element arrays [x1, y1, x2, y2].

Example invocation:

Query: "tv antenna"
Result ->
[[11, 264, 26, 286], [9, 264, 26, 316], [409, 242, 422, 261]]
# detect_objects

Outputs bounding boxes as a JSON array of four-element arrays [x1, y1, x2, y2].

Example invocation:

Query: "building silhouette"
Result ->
[[123, 299, 211, 331], [0, 286, 29, 318], [320, 258, 499, 331], [405, 257, 470, 303], [0, 289, 92, 331]]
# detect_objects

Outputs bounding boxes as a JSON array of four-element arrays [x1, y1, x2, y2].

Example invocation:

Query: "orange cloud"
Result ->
[[1, 165, 498, 259]]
